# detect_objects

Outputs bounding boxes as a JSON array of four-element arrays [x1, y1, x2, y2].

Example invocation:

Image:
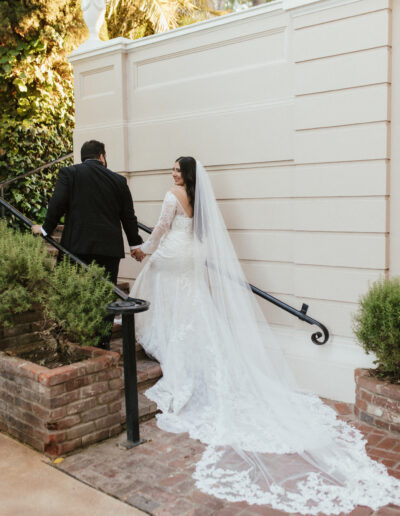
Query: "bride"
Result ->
[[130, 157, 400, 514]]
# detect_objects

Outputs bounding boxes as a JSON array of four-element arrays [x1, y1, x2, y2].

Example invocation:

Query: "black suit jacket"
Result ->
[[43, 160, 142, 258]]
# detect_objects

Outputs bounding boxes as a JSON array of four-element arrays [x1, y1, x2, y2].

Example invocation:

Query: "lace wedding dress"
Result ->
[[130, 162, 400, 514]]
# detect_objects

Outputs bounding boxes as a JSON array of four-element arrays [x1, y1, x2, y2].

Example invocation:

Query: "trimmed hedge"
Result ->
[[354, 277, 400, 383]]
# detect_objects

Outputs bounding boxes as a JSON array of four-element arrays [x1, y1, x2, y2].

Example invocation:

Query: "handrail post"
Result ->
[[106, 298, 150, 449]]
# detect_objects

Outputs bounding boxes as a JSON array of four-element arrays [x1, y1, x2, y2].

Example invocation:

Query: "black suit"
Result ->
[[43, 160, 142, 257], [43, 159, 142, 348]]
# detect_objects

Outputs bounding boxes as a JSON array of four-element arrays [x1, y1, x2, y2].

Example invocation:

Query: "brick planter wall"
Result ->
[[355, 368, 400, 434], [0, 346, 124, 457]]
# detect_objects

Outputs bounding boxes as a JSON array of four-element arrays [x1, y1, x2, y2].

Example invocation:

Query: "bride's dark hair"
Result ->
[[176, 156, 196, 210]]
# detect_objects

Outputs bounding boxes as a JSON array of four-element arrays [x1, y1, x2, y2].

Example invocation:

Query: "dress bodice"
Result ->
[[141, 191, 193, 254], [171, 213, 194, 233]]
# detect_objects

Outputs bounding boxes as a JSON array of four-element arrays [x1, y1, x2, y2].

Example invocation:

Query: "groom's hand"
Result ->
[[31, 225, 43, 235], [131, 248, 145, 262]]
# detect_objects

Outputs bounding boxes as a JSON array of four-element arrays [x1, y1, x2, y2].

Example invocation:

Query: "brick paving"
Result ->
[[54, 398, 400, 516]]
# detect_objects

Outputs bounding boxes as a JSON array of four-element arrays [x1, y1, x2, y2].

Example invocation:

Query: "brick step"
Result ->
[[110, 327, 162, 412], [46, 247, 58, 256], [120, 360, 162, 422], [135, 358, 162, 392], [114, 347, 162, 392], [117, 392, 159, 424], [111, 320, 161, 423], [113, 329, 161, 421], [110, 337, 147, 361], [110, 332, 162, 386], [125, 393, 159, 423]]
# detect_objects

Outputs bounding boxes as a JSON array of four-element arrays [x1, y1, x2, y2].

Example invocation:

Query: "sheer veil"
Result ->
[[188, 161, 400, 514]]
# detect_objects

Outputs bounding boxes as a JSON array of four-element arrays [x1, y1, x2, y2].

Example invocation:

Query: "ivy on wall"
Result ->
[[0, 1, 86, 222]]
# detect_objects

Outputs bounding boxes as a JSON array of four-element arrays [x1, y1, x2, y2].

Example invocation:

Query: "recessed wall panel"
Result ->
[[129, 102, 294, 170], [136, 28, 286, 88]]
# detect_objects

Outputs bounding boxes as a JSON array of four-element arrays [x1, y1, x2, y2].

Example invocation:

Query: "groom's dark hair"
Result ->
[[81, 140, 106, 162]]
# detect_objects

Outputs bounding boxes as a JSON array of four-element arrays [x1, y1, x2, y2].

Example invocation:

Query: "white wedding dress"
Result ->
[[130, 162, 400, 514]]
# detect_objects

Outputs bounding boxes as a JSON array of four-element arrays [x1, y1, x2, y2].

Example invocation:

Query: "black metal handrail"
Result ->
[[137, 221, 329, 345], [0, 196, 128, 301]]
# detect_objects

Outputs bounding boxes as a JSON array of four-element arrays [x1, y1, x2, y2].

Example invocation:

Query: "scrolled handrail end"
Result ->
[[311, 325, 329, 345]]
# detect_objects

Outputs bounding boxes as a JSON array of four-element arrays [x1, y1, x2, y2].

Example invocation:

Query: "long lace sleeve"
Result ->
[[141, 191, 177, 254]]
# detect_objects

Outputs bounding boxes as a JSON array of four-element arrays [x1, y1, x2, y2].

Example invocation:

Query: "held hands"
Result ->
[[131, 248, 146, 262], [31, 225, 43, 235]]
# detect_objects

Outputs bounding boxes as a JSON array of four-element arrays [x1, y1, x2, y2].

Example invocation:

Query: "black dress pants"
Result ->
[[77, 253, 121, 350]]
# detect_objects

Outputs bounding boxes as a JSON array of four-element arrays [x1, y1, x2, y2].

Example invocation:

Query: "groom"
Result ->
[[32, 140, 143, 349]]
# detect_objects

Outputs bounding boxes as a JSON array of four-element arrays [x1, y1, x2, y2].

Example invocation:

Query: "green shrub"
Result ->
[[45, 257, 115, 347], [0, 221, 115, 347], [0, 219, 52, 325], [353, 277, 400, 383]]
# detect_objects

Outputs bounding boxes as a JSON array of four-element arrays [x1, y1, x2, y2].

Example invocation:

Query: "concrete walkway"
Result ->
[[0, 432, 145, 516]]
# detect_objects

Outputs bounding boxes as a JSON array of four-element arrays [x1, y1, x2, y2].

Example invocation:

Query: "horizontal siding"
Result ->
[[293, 265, 382, 304], [293, 232, 387, 269], [295, 47, 390, 95], [131, 160, 388, 201], [293, 161, 388, 197], [292, 197, 387, 232], [125, 226, 386, 269], [293, 0, 390, 29], [294, 9, 389, 62], [131, 197, 384, 233], [295, 84, 389, 129], [295, 122, 389, 163], [134, 198, 295, 231], [232, 230, 387, 269], [257, 294, 358, 338], [230, 231, 293, 262], [131, 166, 293, 201], [242, 261, 382, 304], [242, 261, 294, 296], [119, 256, 142, 283]]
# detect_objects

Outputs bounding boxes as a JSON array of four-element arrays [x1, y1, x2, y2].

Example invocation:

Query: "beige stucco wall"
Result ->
[[69, 0, 397, 402]]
